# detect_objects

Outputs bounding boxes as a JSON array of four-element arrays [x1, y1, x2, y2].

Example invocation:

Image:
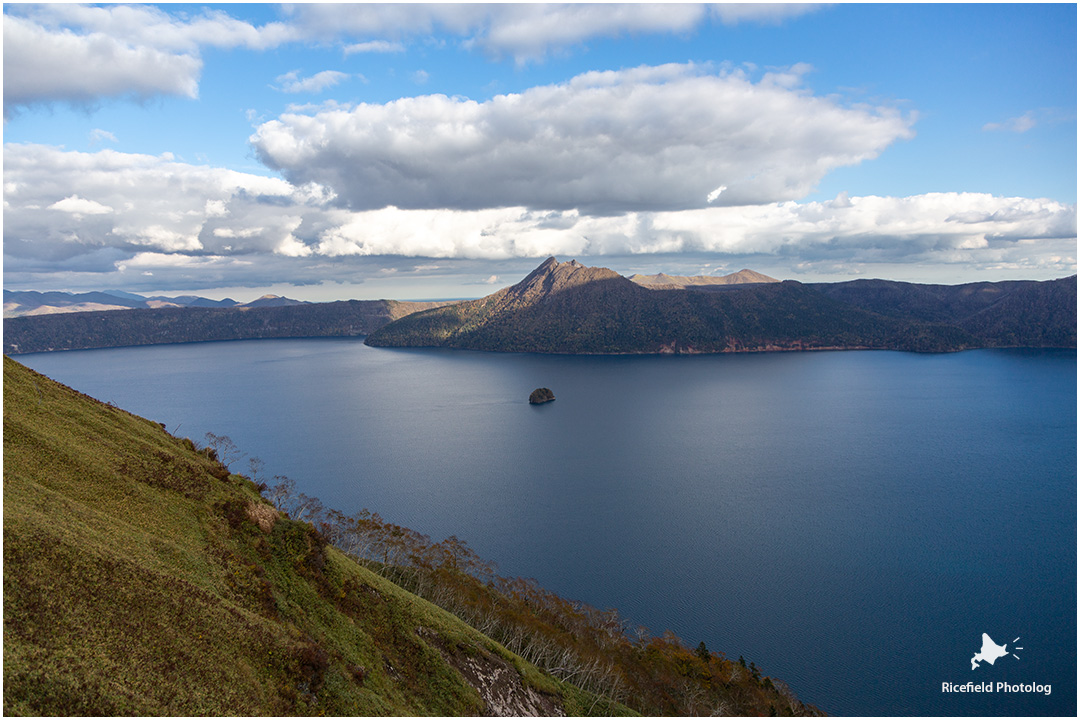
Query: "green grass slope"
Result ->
[[2, 356, 622, 716]]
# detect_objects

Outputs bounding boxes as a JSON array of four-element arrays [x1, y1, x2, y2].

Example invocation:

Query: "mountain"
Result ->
[[4, 356, 818, 716], [101, 289, 150, 301], [366, 258, 1076, 354], [3, 289, 298, 318], [7, 262, 1073, 356], [3, 300, 451, 355], [241, 294, 309, 308], [629, 268, 779, 289], [809, 275, 1077, 348], [365, 257, 988, 353], [3, 289, 149, 317], [149, 294, 240, 309]]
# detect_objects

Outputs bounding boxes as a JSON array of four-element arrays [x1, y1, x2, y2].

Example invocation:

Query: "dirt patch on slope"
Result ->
[[416, 627, 563, 716]]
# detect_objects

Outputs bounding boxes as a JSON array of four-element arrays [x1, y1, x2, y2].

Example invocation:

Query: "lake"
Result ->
[[18, 340, 1076, 716]]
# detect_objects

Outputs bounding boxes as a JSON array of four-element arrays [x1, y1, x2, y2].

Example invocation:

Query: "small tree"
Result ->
[[248, 456, 265, 484], [204, 432, 245, 471]]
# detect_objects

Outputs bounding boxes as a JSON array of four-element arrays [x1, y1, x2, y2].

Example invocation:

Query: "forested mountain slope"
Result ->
[[366, 258, 1076, 354], [3, 299, 448, 354], [10, 260, 1070, 356], [366, 258, 965, 353], [809, 275, 1077, 348]]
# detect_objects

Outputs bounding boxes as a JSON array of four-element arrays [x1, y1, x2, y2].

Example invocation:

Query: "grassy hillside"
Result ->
[[2, 356, 620, 716], [4, 356, 820, 716]]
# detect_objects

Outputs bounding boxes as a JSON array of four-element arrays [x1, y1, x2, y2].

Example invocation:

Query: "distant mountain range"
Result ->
[[3, 300, 449, 355], [365, 257, 1076, 354], [3, 289, 307, 317], [628, 268, 778, 289], [4, 259, 1075, 355]]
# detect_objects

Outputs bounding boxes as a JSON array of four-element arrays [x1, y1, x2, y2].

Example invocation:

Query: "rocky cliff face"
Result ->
[[483, 258, 630, 314], [512, 258, 624, 298]]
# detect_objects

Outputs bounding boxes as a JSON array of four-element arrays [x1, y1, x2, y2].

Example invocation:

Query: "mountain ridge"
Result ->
[[365, 258, 1075, 354], [809, 276, 1078, 348], [2, 289, 307, 318], [5, 260, 1074, 355], [629, 268, 779, 289], [2, 299, 451, 355]]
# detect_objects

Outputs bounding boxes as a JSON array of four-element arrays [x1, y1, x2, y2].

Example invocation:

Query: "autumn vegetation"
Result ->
[[267, 477, 821, 716]]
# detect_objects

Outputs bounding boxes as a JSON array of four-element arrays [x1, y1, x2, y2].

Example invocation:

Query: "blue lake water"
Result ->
[[18, 340, 1076, 716]]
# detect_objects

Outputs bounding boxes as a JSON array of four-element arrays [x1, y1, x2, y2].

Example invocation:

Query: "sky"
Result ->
[[3, 3, 1077, 302]]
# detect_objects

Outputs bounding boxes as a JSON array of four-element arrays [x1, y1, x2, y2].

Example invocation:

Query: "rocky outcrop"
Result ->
[[529, 388, 555, 404], [417, 628, 564, 717]]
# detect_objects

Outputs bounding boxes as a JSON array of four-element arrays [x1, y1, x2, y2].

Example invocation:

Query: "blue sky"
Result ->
[[4, 3, 1076, 301]]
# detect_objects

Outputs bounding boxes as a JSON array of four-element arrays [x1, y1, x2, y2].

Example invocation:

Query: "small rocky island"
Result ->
[[529, 387, 555, 405]]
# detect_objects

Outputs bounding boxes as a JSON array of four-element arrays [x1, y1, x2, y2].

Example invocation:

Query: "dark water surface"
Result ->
[[19, 341, 1076, 716]]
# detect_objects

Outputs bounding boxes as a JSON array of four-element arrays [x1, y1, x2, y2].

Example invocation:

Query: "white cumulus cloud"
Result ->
[[3, 14, 201, 115], [3, 144, 321, 265], [251, 63, 916, 214], [48, 194, 113, 216], [297, 194, 1075, 270], [283, 3, 823, 64], [2, 5, 295, 114], [3, 3, 827, 114], [10, 4, 295, 53], [5, 145, 1074, 292], [477, 3, 707, 63]]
